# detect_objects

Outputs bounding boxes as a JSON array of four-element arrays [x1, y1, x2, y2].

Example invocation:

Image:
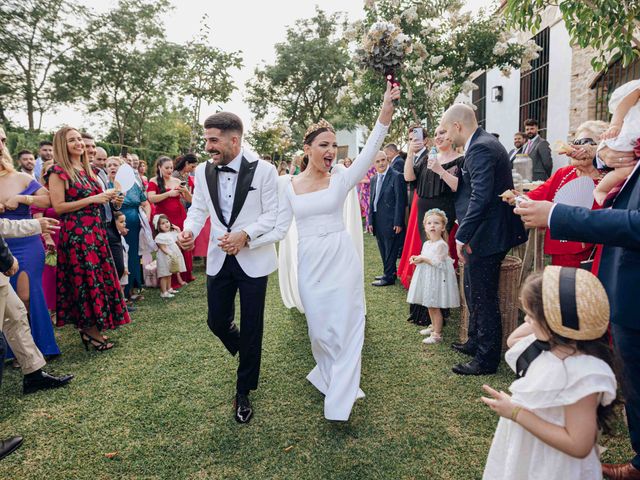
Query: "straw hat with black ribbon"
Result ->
[[542, 266, 609, 341], [515, 266, 609, 378]]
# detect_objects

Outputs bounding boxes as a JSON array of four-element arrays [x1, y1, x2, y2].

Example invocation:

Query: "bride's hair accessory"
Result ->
[[303, 119, 335, 144]]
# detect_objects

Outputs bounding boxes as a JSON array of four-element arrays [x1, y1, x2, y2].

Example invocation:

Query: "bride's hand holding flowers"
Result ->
[[378, 82, 401, 127]]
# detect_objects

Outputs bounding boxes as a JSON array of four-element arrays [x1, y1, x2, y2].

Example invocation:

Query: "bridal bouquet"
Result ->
[[355, 21, 412, 78]]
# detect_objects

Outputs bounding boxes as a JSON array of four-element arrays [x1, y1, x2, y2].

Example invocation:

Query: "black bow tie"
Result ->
[[216, 165, 237, 173]]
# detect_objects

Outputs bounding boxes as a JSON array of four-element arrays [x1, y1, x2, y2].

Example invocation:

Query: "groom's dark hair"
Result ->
[[204, 112, 243, 136]]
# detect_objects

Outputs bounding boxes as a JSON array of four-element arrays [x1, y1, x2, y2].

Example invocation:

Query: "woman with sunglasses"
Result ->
[[504, 121, 608, 268]]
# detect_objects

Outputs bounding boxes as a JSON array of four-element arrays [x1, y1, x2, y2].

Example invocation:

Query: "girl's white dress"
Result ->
[[483, 334, 617, 480], [249, 121, 389, 421], [120, 235, 129, 286], [406, 239, 459, 308], [605, 79, 640, 152], [155, 231, 186, 277]]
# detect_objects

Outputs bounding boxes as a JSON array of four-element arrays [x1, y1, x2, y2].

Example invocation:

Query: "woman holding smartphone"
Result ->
[[147, 156, 195, 286]]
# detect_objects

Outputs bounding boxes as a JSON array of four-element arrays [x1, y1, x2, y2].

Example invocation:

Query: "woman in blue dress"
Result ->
[[0, 157, 60, 358], [119, 173, 151, 299]]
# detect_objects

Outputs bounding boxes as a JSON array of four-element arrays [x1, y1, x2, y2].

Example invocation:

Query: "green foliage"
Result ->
[[504, 0, 640, 71], [245, 8, 353, 148], [0, 241, 633, 479], [0, 125, 51, 159], [343, 0, 537, 141], [181, 17, 243, 148], [0, 0, 87, 130], [245, 123, 295, 159]]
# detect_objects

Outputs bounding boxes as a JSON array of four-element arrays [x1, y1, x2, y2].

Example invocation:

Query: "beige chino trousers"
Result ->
[[0, 284, 46, 375]]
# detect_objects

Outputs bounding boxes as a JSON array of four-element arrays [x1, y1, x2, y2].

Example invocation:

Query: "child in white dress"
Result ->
[[406, 208, 459, 344], [594, 79, 640, 205], [482, 266, 617, 480], [153, 214, 186, 299]]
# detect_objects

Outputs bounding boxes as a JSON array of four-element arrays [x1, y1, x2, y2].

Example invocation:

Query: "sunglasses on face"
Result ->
[[572, 138, 597, 146]]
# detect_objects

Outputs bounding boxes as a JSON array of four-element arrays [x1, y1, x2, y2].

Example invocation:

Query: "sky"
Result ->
[[13, 0, 495, 135]]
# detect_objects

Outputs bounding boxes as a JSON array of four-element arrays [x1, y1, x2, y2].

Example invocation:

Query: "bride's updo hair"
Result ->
[[303, 119, 335, 146]]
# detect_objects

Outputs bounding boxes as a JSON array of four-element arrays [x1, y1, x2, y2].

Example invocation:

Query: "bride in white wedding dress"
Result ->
[[276, 165, 364, 315], [249, 83, 400, 420]]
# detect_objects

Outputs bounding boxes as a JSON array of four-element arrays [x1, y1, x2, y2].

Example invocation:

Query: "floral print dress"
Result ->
[[45, 165, 130, 330]]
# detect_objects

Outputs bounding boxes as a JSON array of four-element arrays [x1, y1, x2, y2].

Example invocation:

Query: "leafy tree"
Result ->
[[343, 0, 540, 140], [504, 0, 640, 70], [0, 0, 86, 130], [180, 18, 242, 148], [54, 0, 185, 145], [245, 8, 353, 147], [245, 122, 294, 159]]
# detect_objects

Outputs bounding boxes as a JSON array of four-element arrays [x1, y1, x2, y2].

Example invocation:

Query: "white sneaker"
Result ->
[[419, 326, 433, 335], [168, 288, 178, 294], [160, 292, 175, 299], [422, 334, 442, 345]]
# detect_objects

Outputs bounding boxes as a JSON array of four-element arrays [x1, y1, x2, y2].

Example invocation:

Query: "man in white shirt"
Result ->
[[179, 112, 278, 424]]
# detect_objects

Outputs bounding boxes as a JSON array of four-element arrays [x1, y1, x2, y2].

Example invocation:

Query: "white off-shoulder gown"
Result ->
[[250, 121, 389, 420]]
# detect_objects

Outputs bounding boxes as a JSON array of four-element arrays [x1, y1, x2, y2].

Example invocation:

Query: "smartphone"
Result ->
[[120, 145, 128, 158], [412, 127, 423, 143]]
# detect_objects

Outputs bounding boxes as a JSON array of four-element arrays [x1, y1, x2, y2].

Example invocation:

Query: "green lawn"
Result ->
[[0, 236, 632, 479]]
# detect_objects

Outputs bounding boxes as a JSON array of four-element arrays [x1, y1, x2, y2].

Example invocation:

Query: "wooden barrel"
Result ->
[[458, 255, 523, 351]]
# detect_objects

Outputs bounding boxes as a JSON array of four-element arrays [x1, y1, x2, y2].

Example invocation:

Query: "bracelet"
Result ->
[[23, 195, 34, 206], [511, 406, 522, 422]]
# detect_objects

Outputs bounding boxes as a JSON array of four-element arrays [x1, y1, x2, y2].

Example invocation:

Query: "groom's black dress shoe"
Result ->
[[0, 436, 23, 460], [371, 279, 394, 287], [451, 342, 476, 357], [23, 370, 74, 395], [452, 361, 496, 376], [233, 394, 253, 424], [374, 276, 384, 281]]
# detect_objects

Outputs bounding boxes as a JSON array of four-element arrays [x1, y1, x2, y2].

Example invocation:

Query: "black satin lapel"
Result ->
[[205, 161, 227, 227], [228, 156, 257, 228]]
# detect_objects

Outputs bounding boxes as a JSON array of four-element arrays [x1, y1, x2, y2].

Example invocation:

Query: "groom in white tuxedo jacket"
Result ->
[[180, 112, 278, 423]]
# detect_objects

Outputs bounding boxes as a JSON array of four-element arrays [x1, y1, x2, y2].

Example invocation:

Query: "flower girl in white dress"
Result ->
[[406, 208, 459, 344], [481, 267, 617, 480]]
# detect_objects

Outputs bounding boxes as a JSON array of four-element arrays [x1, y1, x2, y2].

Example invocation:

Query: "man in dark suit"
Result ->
[[515, 144, 640, 480], [508, 131, 527, 167], [440, 104, 527, 375], [384, 143, 405, 174], [523, 119, 553, 181], [369, 151, 406, 287]]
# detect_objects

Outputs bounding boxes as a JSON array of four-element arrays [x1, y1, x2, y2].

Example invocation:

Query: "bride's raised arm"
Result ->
[[340, 82, 401, 189]]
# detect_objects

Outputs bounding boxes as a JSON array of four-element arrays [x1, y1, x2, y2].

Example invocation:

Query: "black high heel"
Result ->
[[79, 332, 114, 352]]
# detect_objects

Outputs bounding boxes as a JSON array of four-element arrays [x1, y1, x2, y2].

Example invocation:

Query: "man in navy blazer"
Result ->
[[516, 144, 640, 480], [369, 151, 406, 286], [440, 104, 527, 375], [384, 143, 405, 174]]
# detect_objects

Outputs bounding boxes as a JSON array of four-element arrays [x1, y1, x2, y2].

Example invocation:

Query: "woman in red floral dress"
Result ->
[[46, 127, 130, 351]]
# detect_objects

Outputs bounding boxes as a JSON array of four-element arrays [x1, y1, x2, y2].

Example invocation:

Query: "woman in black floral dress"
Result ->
[[46, 127, 129, 350]]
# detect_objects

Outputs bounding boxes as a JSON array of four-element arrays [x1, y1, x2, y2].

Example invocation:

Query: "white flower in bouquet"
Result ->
[[355, 21, 412, 75]]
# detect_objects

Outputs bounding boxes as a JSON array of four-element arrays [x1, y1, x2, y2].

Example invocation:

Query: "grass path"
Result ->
[[0, 237, 632, 479]]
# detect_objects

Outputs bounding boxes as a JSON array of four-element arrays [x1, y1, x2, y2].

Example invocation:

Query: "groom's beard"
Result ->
[[207, 149, 234, 166]]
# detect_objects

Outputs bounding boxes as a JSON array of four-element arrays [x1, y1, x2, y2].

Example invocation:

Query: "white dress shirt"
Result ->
[[373, 167, 388, 212], [216, 150, 243, 224]]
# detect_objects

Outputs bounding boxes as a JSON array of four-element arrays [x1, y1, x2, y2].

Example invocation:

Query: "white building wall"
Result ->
[[484, 69, 521, 153], [546, 22, 573, 172], [336, 126, 367, 158]]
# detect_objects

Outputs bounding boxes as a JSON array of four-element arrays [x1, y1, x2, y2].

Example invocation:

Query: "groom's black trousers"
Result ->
[[207, 255, 268, 395]]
